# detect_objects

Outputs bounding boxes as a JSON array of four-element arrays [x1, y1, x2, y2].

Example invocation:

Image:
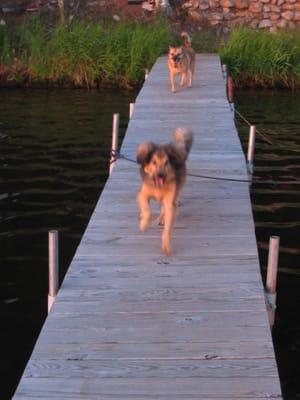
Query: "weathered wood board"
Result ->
[[13, 54, 282, 399]]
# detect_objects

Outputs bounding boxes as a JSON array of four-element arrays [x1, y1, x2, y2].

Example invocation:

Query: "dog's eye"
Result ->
[[152, 160, 157, 166]]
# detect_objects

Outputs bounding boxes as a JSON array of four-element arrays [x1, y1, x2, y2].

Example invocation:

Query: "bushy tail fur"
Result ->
[[172, 127, 193, 160], [181, 31, 192, 48]]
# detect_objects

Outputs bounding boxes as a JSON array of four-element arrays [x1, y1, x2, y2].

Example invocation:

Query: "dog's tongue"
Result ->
[[154, 177, 165, 186]]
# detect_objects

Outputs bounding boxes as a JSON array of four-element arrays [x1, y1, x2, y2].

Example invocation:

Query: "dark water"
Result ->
[[0, 88, 135, 399], [235, 90, 300, 399], [0, 88, 299, 399]]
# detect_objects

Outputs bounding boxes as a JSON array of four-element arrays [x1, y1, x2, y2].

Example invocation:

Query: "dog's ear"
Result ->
[[165, 144, 184, 170], [136, 142, 156, 165]]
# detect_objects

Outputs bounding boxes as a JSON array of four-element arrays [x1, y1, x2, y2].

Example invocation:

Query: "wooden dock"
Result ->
[[14, 55, 282, 399]]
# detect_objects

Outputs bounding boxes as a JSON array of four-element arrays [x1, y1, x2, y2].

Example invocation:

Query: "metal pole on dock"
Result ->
[[129, 103, 135, 119], [265, 236, 280, 328], [48, 230, 59, 313], [109, 113, 119, 176], [247, 125, 256, 176], [222, 64, 227, 80]]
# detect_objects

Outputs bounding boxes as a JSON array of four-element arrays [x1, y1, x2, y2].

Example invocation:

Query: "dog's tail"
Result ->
[[181, 31, 192, 48], [173, 127, 193, 160]]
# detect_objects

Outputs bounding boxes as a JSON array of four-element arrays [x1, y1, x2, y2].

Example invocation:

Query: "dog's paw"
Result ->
[[161, 234, 173, 256], [140, 217, 150, 232], [161, 242, 173, 256], [157, 215, 165, 226]]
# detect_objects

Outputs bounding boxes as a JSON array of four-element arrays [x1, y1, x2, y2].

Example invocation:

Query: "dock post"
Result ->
[[227, 76, 234, 116], [227, 76, 234, 103], [129, 103, 135, 119], [145, 69, 149, 80], [247, 125, 256, 176], [109, 113, 119, 176], [48, 230, 59, 313], [265, 236, 280, 328], [222, 64, 227, 80]]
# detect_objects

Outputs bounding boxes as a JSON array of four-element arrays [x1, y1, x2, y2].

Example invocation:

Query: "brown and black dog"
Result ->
[[168, 32, 196, 93], [136, 127, 193, 255]]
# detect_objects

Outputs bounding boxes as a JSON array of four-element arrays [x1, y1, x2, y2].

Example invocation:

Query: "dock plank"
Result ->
[[15, 377, 281, 399], [29, 341, 275, 361]]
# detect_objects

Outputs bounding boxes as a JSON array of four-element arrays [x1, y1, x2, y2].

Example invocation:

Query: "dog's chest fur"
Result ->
[[140, 180, 176, 203]]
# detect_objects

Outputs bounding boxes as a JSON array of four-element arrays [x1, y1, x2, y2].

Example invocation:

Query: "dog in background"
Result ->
[[168, 32, 196, 93], [136, 127, 193, 255]]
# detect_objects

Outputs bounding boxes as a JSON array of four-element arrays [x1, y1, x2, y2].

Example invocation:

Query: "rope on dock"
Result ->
[[235, 109, 273, 145], [110, 150, 300, 186]]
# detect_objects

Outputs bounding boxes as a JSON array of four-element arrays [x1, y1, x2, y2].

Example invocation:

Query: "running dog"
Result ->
[[168, 32, 196, 93], [136, 127, 193, 255]]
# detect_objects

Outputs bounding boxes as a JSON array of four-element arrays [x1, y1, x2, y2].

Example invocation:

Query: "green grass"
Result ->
[[220, 27, 300, 88], [0, 17, 172, 87]]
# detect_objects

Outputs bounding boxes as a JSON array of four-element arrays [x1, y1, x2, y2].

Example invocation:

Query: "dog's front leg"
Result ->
[[161, 194, 176, 256], [157, 205, 165, 226], [188, 69, 193, 88], [137, 189, 151, 232], [180, 72, 187, 87], [170, 71, 176, 93]]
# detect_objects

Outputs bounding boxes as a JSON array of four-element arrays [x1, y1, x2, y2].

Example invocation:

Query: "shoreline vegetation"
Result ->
[[0, 18, 172, 88], [220, 27, 300, 89], [0, 16, 300, 89]]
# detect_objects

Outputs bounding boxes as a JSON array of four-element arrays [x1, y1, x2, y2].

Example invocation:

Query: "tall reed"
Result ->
[[0, 17, 172, 87], [220, 27, 300, 88]]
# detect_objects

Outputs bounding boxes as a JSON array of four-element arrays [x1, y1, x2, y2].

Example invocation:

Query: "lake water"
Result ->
[[0, 88, 299, 399], [235, 90, 300, 399], [0, 88, 135, 399]]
